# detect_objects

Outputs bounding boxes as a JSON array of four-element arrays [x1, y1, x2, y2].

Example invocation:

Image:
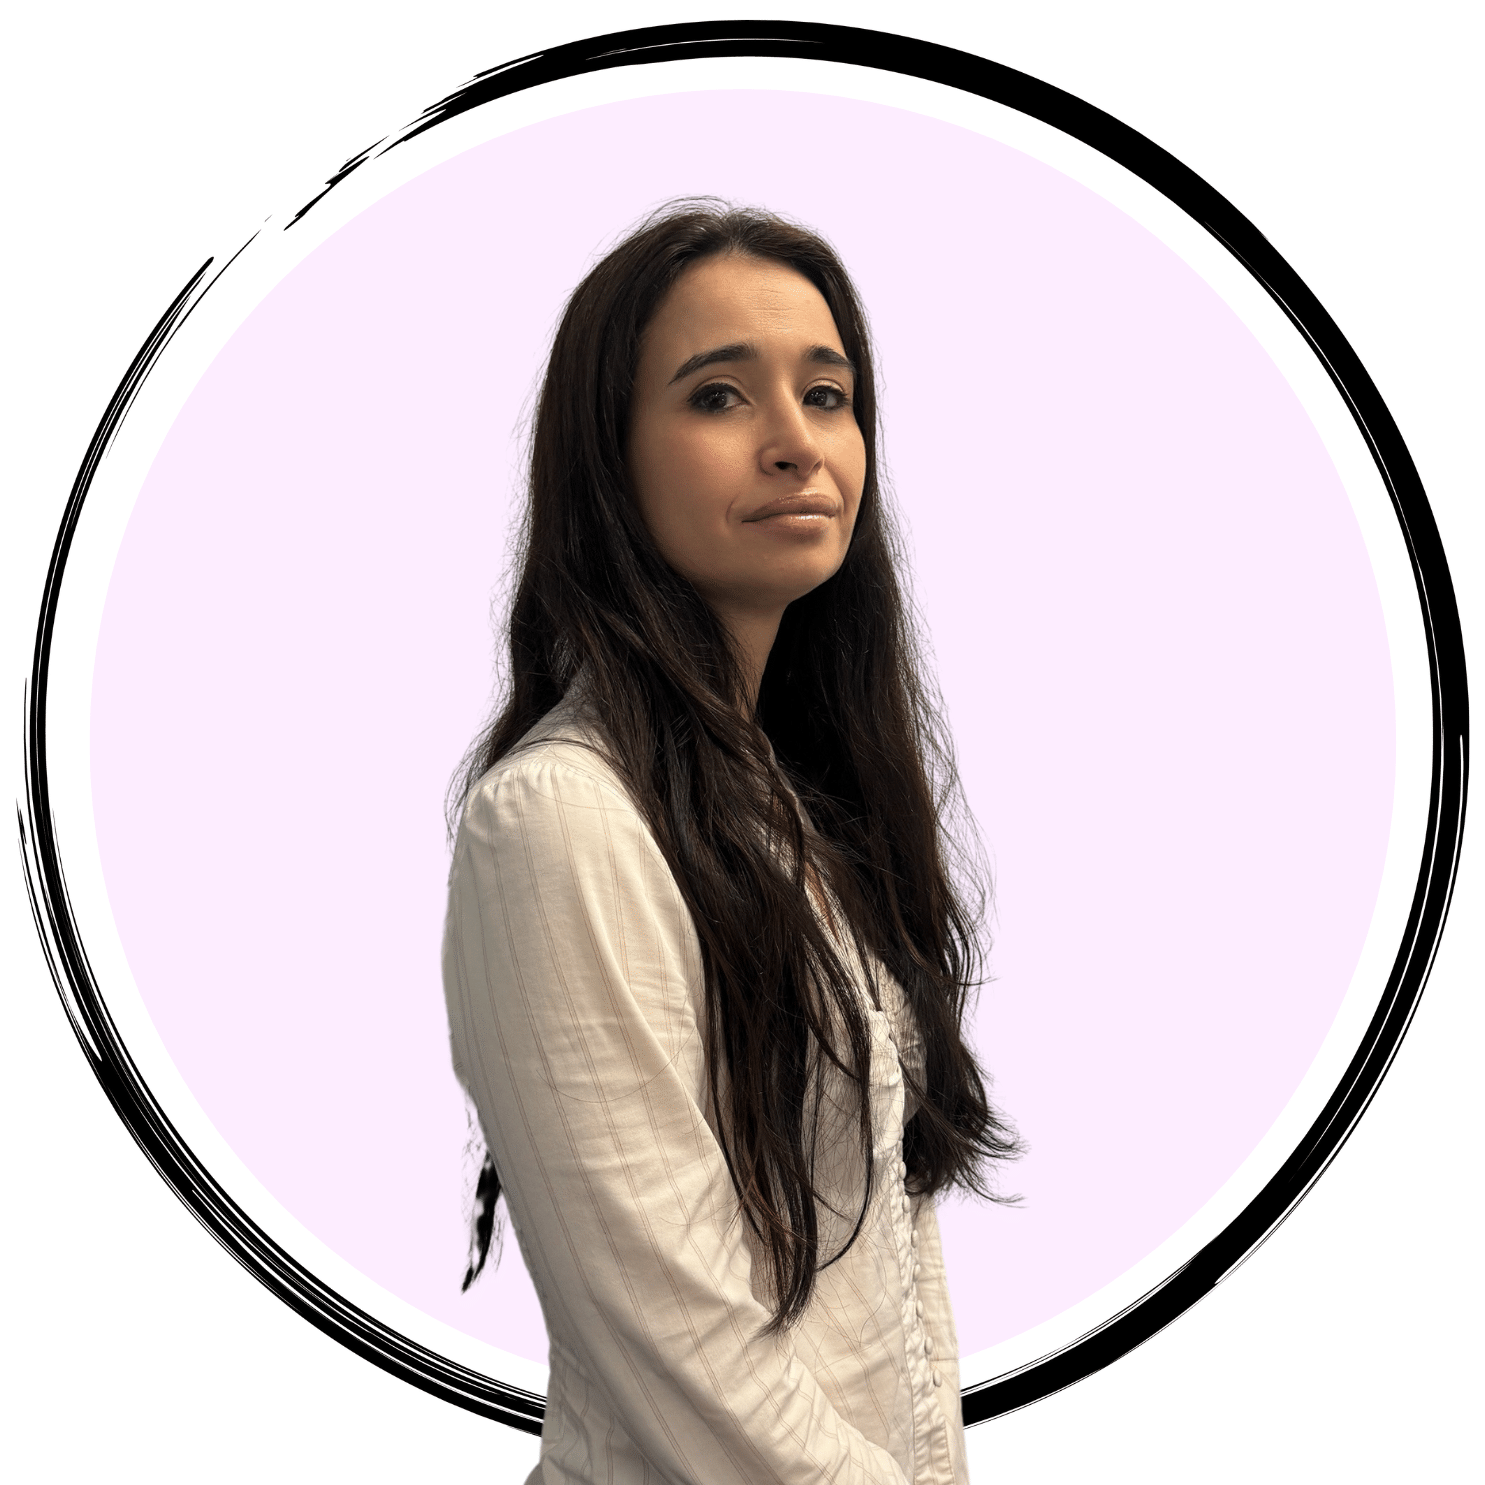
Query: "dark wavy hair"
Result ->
[[454, 199, 1019, 1330]]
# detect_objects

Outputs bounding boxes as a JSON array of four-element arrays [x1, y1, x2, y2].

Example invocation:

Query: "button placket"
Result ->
[[876, 1006, 948, 1452]]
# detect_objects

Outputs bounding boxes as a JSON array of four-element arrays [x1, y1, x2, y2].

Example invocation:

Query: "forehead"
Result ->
[[647, 254, 843, 349]]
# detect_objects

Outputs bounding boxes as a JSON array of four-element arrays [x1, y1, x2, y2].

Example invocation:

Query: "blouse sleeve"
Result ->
[[443, 754, 912, 1485]]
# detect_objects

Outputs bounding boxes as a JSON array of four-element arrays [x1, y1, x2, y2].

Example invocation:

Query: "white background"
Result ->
[[3, 4, 1478, 1480]]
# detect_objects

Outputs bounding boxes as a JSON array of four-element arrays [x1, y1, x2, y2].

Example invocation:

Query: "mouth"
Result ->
[[742, 495, 839, 523]]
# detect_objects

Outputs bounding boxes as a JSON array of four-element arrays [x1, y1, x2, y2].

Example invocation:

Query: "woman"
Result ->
[[443, 200, 1018, 1485]]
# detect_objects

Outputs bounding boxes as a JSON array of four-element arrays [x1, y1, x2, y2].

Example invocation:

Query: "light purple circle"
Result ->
[[91, 91, 1393, 1363]]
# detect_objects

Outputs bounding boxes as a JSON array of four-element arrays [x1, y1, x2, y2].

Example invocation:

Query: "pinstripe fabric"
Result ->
[[443, 696, 970, 1484]]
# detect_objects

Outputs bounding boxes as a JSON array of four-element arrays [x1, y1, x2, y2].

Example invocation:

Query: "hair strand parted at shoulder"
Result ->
[[452, 197, 1021, 1328]]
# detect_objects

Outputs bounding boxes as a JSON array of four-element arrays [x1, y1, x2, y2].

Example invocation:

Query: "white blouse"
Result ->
[[443, 696, 970, 1484]]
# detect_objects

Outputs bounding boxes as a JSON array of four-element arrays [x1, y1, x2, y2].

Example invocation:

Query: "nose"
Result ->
[[760, 396, 823, 479]]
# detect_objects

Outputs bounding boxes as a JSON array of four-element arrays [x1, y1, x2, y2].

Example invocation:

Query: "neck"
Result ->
[[711, 602, 784, 711]]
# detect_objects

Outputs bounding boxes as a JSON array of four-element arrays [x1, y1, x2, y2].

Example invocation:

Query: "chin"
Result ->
[[781, 561, 847, 602]]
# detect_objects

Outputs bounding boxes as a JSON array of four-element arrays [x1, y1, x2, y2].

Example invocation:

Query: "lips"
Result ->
[[742, 495, 838, 523]]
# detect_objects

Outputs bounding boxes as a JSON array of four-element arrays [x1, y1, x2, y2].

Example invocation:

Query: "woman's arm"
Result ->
[[444, 752, 912, 1485]]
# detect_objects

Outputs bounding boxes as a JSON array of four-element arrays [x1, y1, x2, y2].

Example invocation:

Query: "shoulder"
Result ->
[[463, 697, 634, 823], [455, 698, 671, 888], [448, 700, 698, 985]]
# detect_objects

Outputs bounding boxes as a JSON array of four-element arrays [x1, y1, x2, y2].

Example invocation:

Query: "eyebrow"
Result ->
[[667, 341, 857, 384]]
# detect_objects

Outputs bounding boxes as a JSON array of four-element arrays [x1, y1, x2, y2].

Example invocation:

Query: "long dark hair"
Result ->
[[454, 199, 1019, 1329]]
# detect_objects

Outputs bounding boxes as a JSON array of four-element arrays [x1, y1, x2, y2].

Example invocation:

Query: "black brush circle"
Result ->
[[20, 19, 1468, 1433]]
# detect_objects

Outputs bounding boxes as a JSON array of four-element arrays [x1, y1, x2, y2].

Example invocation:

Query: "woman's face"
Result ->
[[628, 253, 867, 631]]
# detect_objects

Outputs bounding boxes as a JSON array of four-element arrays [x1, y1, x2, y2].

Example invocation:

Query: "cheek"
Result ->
[[653, 430, 744, 523], [632, 426, 743, 564], [837, 434, 868, 523], [673, 431, 742, 504]]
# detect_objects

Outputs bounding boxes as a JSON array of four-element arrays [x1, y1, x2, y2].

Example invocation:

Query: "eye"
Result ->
[[689, 381, 744, 413], [803, 384, 850, 411]]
